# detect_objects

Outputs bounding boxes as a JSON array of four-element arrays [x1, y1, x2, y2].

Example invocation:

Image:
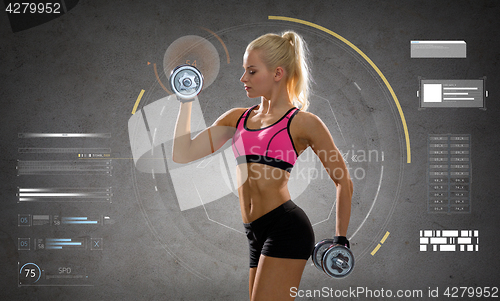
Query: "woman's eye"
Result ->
[[249, 71, 255, 74]]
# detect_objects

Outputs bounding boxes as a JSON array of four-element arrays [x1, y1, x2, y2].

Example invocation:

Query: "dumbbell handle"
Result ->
[[176, 94, 196, 103], [333, 236, 350, 248], [333, 255, 349, 268]]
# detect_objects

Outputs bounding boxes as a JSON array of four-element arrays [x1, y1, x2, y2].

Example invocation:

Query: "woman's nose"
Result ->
[[240, 72, 246, 83]]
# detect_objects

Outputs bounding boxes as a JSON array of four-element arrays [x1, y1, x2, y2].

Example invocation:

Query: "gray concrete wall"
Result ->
[[1, 0, 499, 300]]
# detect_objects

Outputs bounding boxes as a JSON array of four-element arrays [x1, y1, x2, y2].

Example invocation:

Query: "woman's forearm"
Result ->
[[335, 178, 353, 237], [172, 102, 193, 163]]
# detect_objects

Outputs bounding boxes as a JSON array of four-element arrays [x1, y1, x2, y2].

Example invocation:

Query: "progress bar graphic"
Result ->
[[61, 217, 99, 225], [18, 214, 114, 226], [45, 238, 85, 250], [18, 133, 111, 138], [17, 187, 112, 203], [17, 160, 112, 175], [18, 148, 111, 154], [22, 237, 104, 251]]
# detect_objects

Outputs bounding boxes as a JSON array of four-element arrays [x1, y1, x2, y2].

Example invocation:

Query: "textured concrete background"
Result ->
[[1, 0, 499, 300]]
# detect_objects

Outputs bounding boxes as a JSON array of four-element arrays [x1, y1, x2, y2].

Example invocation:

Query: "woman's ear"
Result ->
[[274, 67, 285, 82]]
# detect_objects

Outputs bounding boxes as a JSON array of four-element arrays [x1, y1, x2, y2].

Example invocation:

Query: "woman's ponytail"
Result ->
[[281, 31, 311, 111]]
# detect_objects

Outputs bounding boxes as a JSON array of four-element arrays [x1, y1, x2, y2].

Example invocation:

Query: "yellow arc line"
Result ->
[[370, 231, 390, 256], [380, 231, 390, 244], [371, 244, 382, 256], [269, 16, 411, 163], [132, 89, 145, 115]]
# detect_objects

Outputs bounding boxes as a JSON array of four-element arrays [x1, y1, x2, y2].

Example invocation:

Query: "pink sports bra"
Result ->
[[232, 105, 299, 173]]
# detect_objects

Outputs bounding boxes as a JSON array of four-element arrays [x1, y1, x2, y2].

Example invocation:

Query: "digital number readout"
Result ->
[[6, 3, 62, 14]]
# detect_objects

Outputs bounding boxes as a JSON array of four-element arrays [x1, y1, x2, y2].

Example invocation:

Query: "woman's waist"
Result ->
[[243, 199, 296, 228], [237, 163, 291, 186], [239, 189, 291, 223]]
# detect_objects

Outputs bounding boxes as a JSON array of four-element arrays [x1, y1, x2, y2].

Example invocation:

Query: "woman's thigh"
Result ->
[[251, 255, 307, 301]]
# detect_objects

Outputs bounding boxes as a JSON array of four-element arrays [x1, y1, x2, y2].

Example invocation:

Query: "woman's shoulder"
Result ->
[[289, 110, 332, 148], [293, 110, 324, 128], [223, 107, 251, 120], [214, 107, 251, 127]]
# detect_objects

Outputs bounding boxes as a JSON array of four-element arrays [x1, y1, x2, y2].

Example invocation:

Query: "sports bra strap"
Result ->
[[242, 105, 258, 118]]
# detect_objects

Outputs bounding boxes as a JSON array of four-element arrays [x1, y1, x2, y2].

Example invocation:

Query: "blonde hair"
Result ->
[[246, 31, 311, 111]]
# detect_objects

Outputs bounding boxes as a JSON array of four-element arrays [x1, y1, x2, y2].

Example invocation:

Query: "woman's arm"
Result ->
[[300, 113, 353, 237], [172, 101, 242, 163]]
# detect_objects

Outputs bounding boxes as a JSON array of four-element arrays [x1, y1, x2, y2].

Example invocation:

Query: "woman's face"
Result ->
[[240, 49, 275, 99]]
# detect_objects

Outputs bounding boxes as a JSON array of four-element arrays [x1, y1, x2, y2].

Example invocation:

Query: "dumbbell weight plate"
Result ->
[[170, 64, 204, 100], [312, 239, 334, 271], [322, 245, 355, 278]]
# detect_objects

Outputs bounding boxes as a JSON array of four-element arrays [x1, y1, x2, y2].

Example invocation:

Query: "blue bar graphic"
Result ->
[[62, 221, 98, 224], [62, 217, 88, 220], [46, 242, 82, 246]]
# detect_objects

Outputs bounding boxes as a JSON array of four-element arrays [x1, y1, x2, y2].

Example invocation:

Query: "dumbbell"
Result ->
[[170, 64, 204, 101], [312, 237, 355, 278]]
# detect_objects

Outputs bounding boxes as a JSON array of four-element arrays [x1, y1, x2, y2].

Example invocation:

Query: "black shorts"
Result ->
[[243, 200, 315, 268]]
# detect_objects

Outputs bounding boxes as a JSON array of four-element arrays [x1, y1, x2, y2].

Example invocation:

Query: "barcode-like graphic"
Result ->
[[420, 230, 478, 252]]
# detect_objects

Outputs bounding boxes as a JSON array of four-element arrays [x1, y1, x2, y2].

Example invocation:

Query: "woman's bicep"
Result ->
[[188, 125, 234, 158], [209, 107, 245, 148], [176, 108, 241, 163]]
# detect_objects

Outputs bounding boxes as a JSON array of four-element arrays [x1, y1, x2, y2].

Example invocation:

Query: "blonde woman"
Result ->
[[173, 31, 353, 301]]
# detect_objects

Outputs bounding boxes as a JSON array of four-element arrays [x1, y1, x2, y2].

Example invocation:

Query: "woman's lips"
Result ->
[[245, 86, 251, 91]]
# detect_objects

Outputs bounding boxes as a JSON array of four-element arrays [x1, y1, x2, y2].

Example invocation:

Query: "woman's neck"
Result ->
[[259, 84, 293, 114]]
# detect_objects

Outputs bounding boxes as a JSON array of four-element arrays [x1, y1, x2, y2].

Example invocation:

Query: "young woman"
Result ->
[[173, 31, 353, 301]]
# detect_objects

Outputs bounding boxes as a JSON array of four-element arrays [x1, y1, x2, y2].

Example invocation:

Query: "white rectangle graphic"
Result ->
[[411, 40, 466, 58], [430, 238, 447, 244], [458, 237, 471, 244], [442, 230, 459, 237], [440, 245, 456, 252], [423, 84, 442, 102]]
